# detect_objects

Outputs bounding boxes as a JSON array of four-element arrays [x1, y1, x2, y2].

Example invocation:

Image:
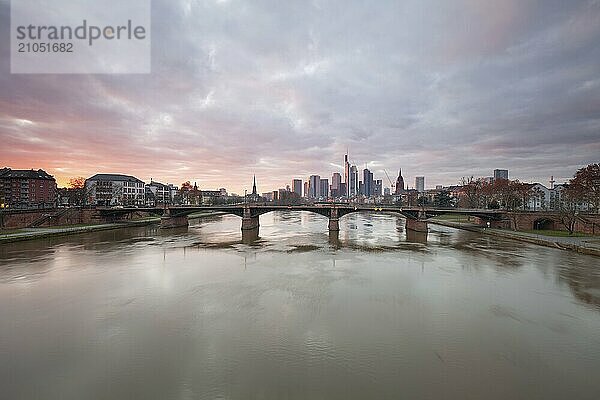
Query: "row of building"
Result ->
[[280, 152, 424, 202], [0, 168, 232, 209], [0, 165, 579, 212], [83, 174, 229, 207], [0, 168, 57, 209]]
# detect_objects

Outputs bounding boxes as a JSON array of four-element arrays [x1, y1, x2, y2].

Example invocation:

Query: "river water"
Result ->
[[1, 212, 599, 399]]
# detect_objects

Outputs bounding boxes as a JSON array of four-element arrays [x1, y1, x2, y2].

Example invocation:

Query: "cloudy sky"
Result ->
[[1, 0, 599, 193]]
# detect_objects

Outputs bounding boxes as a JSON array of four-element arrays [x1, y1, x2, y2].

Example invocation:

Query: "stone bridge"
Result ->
[[96, 204, 505, 233]]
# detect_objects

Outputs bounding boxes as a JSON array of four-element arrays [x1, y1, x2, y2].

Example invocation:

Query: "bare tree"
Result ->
[[459, 176, 484, 208], [569, 163, 600, 213], [67, 177, 86, 206]]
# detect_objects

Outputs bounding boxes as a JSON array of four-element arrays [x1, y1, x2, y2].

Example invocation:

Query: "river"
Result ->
[[1, 212, 599, 399]]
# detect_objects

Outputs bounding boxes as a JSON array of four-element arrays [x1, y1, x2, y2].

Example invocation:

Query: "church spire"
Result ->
[[252, 175, 257, 195]]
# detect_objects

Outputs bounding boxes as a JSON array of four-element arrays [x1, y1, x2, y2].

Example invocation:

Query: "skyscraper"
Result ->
[[416, 176, 425, 193], [349, 165, 358, 197], [374, 179, 382, 196], [363, 168, 374, 197], [344, 152, 350, 197], [292, 179, 302, 196], [493, 169, 509, 180], [320, 179, 329, 199], [395, 169, 405, 195], [331, 172, 342, 198], [309, 175, 321, 198], [339, 182, 347, 198]]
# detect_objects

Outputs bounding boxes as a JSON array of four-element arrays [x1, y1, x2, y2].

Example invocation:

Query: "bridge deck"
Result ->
[[96, 204, 504, 220]]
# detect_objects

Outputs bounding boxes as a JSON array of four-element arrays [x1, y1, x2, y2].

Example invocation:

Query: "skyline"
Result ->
[[2, 0, 600, 193]]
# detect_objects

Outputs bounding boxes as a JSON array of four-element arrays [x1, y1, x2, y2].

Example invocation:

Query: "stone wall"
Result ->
[[474, 213, 600, 235], [0, 208, 151, 229]]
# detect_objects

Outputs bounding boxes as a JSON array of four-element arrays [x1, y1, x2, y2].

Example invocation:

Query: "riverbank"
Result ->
[[0, 219, 160, 243], [430, 219, 600, 257], [0, 211, 224, 243]]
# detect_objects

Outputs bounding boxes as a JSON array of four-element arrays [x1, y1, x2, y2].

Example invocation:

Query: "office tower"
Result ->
[[344, 153, 350, 197], [309, 175, 321, 198], [416, 176, 425, 193], [320, 179, 329, 199], [331, 172, 342, 198], [339, 183, 347, 198], [374, 179, 382, 196], [395, 169, 405, 195], [349, 165, 358, 197], [493, 169, 509, 180], [292, 179, 302, 196], [359, 181, 364, 196], [363, 168, 374, 197], [384, 187, 391, 196], [303, 181, 309, 198]]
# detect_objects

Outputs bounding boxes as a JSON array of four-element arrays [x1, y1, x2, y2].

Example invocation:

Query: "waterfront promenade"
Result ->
[[430, 219, 600, 257]]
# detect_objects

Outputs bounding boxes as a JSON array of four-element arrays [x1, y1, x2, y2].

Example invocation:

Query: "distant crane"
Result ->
[[383, 169, 395, 192]]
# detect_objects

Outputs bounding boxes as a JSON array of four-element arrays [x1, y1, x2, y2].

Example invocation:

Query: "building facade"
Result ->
[[292, 179, 303, 196], [363, 168, 374, 197], [494, 169, 509, 180], [395, 169, 405, 195], [0, 168, 56, 209], [320, 178, 329, 199], [146, 180, 173, 206], [374, 179, 383, 196], [308, 175, 321, 198], [330, 173, 342, 198], [349, 165, 358, 197], [85, 173, 145, 206], [344, 153, 350, 197], [416, 176, 425, 193]]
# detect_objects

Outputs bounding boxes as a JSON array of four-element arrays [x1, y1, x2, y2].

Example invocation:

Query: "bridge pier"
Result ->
[[160, 213, 189, 229], [405, 218, 428, 233], [406, 229, 428, 243], [242, 227, 260, 243], [241, 207, 259, 231], [241, 216, 259, 230], [328, 208, 340, 232], [328, 217, 340, 232]]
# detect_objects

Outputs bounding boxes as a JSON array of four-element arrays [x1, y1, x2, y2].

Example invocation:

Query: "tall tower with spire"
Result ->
[[252, 175, 257, 196], [344, 151, 350, 198], [395, 169, 405, 195]]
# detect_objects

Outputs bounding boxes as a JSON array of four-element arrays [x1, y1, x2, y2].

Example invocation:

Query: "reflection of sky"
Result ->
[[1, 1, 600, 191], [1, 213, 600, 398]]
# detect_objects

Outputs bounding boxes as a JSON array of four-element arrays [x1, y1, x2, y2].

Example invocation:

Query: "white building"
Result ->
[[146, 180, 173, 206], [415, 176, 425, 193], [85, 174, 145, 206], [527, 182, 588, 211], [528, 183, 550, 211]]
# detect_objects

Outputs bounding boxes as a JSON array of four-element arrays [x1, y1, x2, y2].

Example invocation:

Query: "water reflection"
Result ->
[[1, 212, 599, 399], [241, 227, 260, 244], [557, 252, 600, 309], [406, 229, 428, 244], [328, 230, 340, 249]]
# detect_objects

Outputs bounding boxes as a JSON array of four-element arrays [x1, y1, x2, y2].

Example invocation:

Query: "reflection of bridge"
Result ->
[[97, 205, 505, 233]]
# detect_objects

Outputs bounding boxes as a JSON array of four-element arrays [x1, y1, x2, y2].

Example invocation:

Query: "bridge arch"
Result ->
[[533, 217, 555, 231]]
